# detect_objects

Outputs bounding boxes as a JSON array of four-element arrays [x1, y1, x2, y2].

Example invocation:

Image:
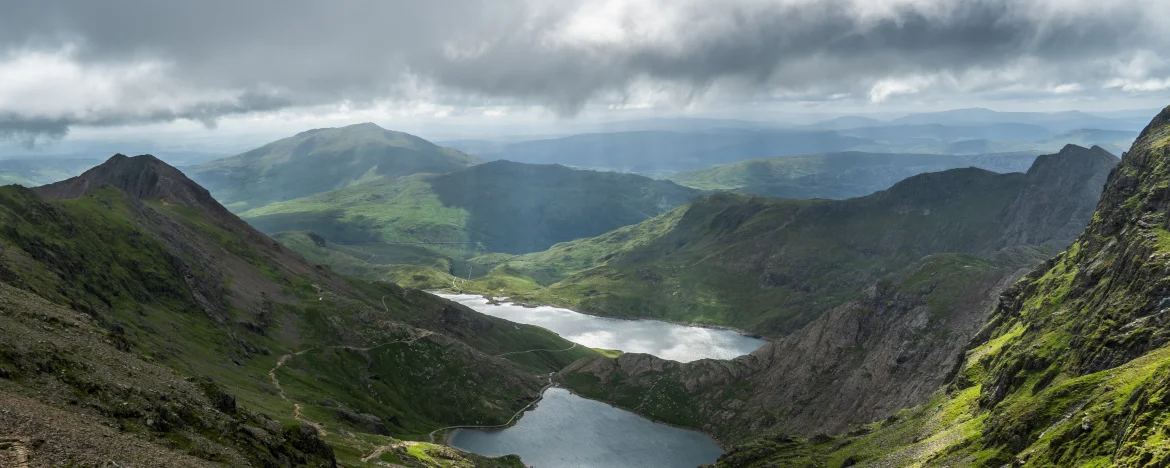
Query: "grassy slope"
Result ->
[[556, 252, 1045, 442], [710, 107, 1170, 467], [316, 172, 1023, 337], [0, 181, 596, 466], [186, 123, 479, 212], [483, 168, 1026, 337], [241, 161, 700, 256]]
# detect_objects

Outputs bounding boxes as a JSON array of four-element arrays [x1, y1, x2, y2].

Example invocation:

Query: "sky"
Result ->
[[2, 0, 1169, 151]]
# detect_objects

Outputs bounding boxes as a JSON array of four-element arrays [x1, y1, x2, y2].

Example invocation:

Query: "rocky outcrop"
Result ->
[[558, 146, 1119, 442], [35, 154, 227, 214], [992, 144, 1118, 250], [561, 252, 1040, 441], [709, 106, 1170, 467]]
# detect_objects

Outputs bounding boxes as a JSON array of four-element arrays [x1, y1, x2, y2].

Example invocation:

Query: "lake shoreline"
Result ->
[[446, 385, 727, 466], [431, 288, 771, 342]]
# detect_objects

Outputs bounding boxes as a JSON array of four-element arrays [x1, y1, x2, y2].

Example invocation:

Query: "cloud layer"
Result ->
[[1, 0, 1168, 139]]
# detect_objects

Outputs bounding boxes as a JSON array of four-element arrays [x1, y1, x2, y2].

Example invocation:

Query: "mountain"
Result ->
[[542, 145, 1115, 450], [890, 108, 1146, 133], [802, 116, 888, 130], [240, 160, 701, 255], [668, 151, 1040, 199], [836, 122, 1055, 142], [0, 157, 102, 186], [1039, 128, 1139, 155], [1, 154, 596, 465], [185, 123, 480, 212], [703, 107, 1170, 467], [559, 251, 1045, 442], [463, 130, 873, 174], [458, 145, 1116, 337]]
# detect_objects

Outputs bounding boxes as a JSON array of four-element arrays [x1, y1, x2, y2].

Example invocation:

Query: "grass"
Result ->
[[187, 122, 479, 212], [239, 160, 698, 256], [708, 106, 1170, 467], [0, 179, 605, 466], [441, 168, 1036, 338]]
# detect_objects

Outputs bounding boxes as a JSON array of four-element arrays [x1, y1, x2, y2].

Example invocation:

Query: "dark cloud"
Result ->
[[0, 116, 71, 147], [0, 0, 1166, 140]]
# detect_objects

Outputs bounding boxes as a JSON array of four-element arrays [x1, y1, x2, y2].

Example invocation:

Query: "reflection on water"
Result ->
[[448, 388, 723, 468], [435, 293, 765, 362]]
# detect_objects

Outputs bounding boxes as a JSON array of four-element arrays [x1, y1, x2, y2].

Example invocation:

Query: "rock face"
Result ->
[[35, 154, 218, 208], [527, 145, 1116, 337], [561, 253, 1040, 440], [558, 146, 1119, 442], [708, 106, 1170, 467], [992, 144, 1119, 250]]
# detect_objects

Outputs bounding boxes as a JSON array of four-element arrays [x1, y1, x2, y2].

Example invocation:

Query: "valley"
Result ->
[[0, 109, 1159, 468], [6, 3, 1170, 467]]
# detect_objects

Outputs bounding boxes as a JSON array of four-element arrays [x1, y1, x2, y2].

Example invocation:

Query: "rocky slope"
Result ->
[[1, 154, 594, 466], [471, 145, 1116, 337], [185, 123, 479, 212], [709, 106, 1170, 467], [558, 251, 1044, 442]]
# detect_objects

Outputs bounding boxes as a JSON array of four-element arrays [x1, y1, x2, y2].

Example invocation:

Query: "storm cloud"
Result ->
[[1, 0, 1168, 138]]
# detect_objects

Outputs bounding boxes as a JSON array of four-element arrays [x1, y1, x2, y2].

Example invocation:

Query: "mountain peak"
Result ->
[[992, 144, 1118, 250], [34, 153, 225, 213], [1026, 144, 1118, 178]]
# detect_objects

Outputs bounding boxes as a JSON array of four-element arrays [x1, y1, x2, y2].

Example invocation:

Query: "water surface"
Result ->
[[435, 292, 765, 362], [448, 388, 723, 468]]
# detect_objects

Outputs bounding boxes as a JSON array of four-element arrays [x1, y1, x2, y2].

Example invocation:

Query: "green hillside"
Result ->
[[425, 145, 1115, 337], [668, 151, 1039, 199], [185, 123, 480, 212], [242, 160, 700, 255], [0, 154, 596, 466], [707, 105, 1170, 468]]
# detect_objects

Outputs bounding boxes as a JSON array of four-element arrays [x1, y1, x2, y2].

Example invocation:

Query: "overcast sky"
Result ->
[[2, 0, 1169, 149]]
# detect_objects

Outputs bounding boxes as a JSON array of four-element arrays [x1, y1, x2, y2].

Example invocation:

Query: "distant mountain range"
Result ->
[[448, 144, 1117, 337], [446, 129, 872, 174], [669, 151, 1043, 199], [444, 114, 1138, 173]]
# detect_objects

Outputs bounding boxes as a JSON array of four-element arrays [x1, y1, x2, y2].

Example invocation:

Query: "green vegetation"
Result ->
[[668, 151, 1038, 199], [456, 169, 1043, 337], [243, 160, 699, 255], [186, 122, 480, 211], [555, 251, 1046, 444], [0, 155, 599, 466], [708, 106, 1170, 467]]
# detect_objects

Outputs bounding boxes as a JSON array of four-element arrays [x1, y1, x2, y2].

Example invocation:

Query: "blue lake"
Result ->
[[448, 388, 724, 468]]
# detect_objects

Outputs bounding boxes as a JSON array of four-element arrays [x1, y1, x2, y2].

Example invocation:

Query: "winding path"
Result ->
[[266, 330, 435, 436], [494, 342, 578, 358], [425, 374, 556, 444]]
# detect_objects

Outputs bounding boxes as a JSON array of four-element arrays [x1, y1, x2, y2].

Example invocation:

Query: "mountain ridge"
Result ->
[[706, 105, 1170, 467], [0, 153, 593, 466], [460, 144, 1115, 337], [186, 122, 480, 211]]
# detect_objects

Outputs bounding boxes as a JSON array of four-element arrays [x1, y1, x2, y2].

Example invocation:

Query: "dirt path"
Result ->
[[266, 330, 435, 436], [426, 374, 555, 444], [360, 441, 411, 463], [494, 342, 578, 358]]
